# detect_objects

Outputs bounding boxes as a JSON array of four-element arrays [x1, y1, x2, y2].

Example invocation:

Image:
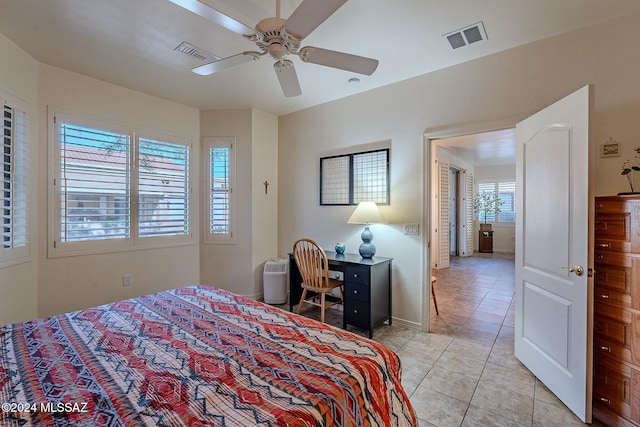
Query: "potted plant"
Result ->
[[473, 192, 503, 231], [620, 147, 640, 194]]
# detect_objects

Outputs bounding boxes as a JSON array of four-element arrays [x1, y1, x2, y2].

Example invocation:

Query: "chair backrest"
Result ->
[[293, 238, 330, 289]]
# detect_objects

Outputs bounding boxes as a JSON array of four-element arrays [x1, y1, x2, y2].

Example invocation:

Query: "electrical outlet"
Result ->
[[403, 223, 419, 235], [122, 274, 132, 286]]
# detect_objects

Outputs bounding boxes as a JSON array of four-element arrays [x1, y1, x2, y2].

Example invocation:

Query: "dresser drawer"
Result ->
[[344, 299, 370, 327], [344, 265, 370, 286], [595, 198, 630, 214], [593, 353, 640, 425], [344, 281, 369, 303], [595, 256, 640, 310], [594, 303, 640, 366], [595, 212, 630, 243], [595, 262, 633, 308]]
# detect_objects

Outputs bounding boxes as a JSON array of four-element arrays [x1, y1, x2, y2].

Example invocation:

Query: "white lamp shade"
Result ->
[[347, 201, 387, 224]]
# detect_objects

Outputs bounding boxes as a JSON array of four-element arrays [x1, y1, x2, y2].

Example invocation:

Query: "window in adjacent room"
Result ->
[[320, 148, 389, 205], [476, 180, 516, 223], [1, 97, 29, 267], [50, 111, 192, 256], [204, 137, 235, 244]]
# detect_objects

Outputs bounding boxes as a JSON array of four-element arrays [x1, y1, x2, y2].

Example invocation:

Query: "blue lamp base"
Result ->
[[359, 225, 376, 258]]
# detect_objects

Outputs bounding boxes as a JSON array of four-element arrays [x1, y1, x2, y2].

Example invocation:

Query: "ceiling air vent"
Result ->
[[174, 42, 219, 63], [442, 22, 487, 51]]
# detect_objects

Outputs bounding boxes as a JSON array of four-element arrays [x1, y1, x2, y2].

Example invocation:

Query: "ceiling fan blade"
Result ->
[[192, 52, 257, 75], [299, 47, 379, 75], [274, 60, 302, 97], [167, 0, 254, 36], [284, 0, 347, 40]]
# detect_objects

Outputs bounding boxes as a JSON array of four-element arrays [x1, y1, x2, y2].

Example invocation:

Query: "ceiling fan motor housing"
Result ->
[[254, 17, 301, 59]]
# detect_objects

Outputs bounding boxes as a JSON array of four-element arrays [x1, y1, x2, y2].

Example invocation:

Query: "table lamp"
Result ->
[[348, 201, 386, 258]]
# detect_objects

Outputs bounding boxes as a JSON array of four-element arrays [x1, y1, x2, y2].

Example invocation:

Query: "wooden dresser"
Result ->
[[593, 195, 640, 426]]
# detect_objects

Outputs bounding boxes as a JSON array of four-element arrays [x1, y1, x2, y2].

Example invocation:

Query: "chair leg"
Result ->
[[431, 280, 439, 316], [320, 293, 326, 323], [297, 289, 307, 315]]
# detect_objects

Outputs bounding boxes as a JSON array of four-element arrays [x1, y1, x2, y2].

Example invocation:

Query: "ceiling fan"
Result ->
[[168, 0, 379, 97]]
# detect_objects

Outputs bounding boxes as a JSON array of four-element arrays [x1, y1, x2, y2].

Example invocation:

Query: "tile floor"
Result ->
[[294, 252, 601, 426]]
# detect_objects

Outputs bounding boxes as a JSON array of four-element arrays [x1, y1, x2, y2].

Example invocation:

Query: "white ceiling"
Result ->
[[2, 0, 640, 117], [436, 128, 517, 167]]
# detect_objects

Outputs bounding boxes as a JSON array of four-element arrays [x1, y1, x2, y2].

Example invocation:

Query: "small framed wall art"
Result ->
[[601, 138, 620, 157]]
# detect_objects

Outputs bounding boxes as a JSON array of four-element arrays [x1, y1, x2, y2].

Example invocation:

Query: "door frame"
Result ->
[[423, 116, 524, 331], [422, 109, 594, 420]]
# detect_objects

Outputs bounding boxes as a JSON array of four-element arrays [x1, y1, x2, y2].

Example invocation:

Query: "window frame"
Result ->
[[475, 179, 516, 224], [1, 91, 30, 268], [319, 148, 390, 206], [48, 109, 193, 258], [203, 136, 235, 244]]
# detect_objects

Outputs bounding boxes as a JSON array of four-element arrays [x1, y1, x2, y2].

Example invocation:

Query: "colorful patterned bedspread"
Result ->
[[0, 286, 417, 426]]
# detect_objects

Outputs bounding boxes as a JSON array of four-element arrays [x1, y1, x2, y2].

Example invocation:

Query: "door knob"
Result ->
[[562, 265, 584, 276]]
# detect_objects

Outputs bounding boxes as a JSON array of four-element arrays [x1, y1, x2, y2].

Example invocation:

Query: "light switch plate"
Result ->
[[403, 223, 419, 235]]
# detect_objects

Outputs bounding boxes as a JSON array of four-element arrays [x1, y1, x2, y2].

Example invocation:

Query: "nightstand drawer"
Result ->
[[345, 281, 369, 303], [345, 265, 369, 286], [344, 299, 370, 326]]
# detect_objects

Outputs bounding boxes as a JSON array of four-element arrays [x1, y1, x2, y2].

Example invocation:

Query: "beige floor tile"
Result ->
[[446, 337, 492, 362], [480, 362, 536, 397], [410, 386, 469, 427], [434, 350, 487, 379], [462, 405, 526, 427], [470, 381, 534, 425], [421, 366, 479, 403], [532, 399, 587, 426]]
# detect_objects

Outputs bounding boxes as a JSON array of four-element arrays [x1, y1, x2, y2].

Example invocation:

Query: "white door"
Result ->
[[515, 85, 591, 421]]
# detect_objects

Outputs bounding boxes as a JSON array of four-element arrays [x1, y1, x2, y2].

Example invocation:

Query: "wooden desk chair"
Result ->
[[431, 276, 439, 315], [293, 238, 344, 323]]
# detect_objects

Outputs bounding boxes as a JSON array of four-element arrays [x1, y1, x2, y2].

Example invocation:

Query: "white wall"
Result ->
[[279, 10, 640, 329], [37, 65, 200, 317], [0, 34, 39, 325]]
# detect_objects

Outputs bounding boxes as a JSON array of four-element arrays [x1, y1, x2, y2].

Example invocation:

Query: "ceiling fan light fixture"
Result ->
[[268, 42, 288, 60]]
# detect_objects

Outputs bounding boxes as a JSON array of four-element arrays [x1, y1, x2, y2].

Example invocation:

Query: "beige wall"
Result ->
[[279, 11, 640, 329], [36, 65, 201, 317], [0, 34, 39, 325], [199, 109, 279, 299], [251, 109, 279, 298]]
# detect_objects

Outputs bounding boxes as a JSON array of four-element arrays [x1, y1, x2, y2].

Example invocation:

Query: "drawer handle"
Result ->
[[600, 294, 610, 299], [596, 243, 610, 248], [599, 397, 610, 404], [353, 290, 358, 295], [596, 204, 603, 209], [353, 309, 358, 314], [599, 345, 610, 352], [353, 273, 359, 278], [597, 254, 604, 260]]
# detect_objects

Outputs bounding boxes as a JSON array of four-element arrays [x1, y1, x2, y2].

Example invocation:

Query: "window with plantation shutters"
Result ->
[[59, 123, 131, 242], [138, 138, 189, 237], [51, 111, 192, 256], [204, 137, 234, 243], [476, 180, 516, 223], [2, 101, 29, 266]]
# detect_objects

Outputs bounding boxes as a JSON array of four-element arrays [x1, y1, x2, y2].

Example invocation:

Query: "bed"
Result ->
[[0, 286, 417, 426]]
